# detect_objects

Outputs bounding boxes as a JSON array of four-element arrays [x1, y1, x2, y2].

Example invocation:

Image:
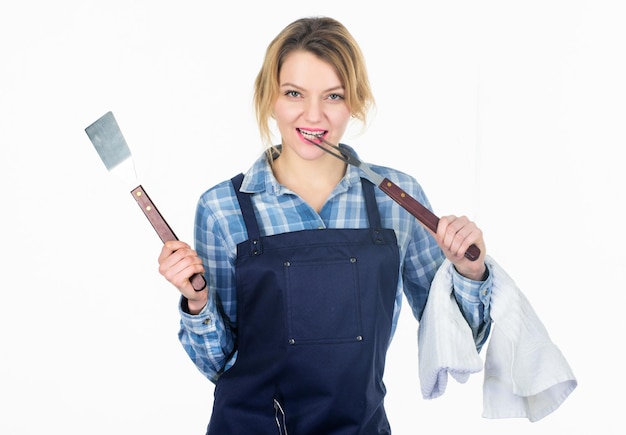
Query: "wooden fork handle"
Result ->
[[131, 185, 207, 291], [378, 178, 481, 261]]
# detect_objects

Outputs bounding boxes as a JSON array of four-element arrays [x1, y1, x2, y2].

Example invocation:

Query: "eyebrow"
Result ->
[[279, 82, 345, 93]]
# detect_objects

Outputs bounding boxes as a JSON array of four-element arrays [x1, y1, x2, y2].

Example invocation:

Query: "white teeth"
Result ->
[[299, 129, 325, 138]]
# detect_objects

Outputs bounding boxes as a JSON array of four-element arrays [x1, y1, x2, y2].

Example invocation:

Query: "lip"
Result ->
[[296, 128, 328, 144]]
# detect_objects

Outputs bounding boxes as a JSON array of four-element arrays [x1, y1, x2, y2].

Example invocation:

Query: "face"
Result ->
[[273, 50, 351, 162]]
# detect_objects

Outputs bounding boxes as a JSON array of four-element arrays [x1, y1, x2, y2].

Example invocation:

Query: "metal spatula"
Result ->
[[85, 111, 206, 291]]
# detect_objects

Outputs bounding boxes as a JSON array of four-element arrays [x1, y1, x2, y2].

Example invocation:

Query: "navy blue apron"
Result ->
[[206, 174, 400, 435]]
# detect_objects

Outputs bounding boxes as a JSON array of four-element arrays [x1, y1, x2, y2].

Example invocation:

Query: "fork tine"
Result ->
[[319, 138, 340, 150], [303, 137, 348, 163], [321, 139, 362, 166]]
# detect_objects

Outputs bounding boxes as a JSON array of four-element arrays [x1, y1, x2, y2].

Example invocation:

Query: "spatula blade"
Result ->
[[85, 111, 132, 171]]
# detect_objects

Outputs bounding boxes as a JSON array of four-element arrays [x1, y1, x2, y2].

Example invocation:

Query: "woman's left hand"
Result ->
[[435, 215, 487, 281]]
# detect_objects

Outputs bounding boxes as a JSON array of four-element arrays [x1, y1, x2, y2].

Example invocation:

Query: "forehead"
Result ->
[[279, 51, 342, 88]]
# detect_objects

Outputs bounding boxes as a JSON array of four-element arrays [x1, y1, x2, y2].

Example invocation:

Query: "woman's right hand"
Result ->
[[158, 240, 208, 313]]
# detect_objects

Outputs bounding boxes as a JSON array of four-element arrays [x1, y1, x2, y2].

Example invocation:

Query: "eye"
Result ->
[[327, 93, 345, 101], [284, 90, 301, 98]]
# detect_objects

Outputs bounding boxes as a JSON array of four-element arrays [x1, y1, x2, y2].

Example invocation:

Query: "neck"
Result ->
[[272, 152, 346, 212]]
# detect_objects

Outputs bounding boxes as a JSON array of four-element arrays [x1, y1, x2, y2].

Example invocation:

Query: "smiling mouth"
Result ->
[[298, 128, 327, 142]]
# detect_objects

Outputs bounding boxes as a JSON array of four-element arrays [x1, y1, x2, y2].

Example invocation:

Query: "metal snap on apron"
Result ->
[[206, 174, 400, 435]]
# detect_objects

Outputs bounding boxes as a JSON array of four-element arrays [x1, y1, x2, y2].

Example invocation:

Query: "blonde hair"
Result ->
[[253, 17, 375, 158]]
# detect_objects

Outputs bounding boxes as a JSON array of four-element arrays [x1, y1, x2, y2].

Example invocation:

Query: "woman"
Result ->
[[158, 16, 492, 434]]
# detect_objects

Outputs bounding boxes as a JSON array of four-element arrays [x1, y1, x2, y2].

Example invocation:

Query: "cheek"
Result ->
[[330, 107, 352, 129], [273, 100, 295, 125]]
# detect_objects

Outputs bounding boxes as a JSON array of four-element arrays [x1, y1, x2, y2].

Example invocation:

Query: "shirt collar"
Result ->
[[240, 144, 366, 195]]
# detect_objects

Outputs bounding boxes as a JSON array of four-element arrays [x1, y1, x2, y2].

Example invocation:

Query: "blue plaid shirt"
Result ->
[[180, 146, 492, 383]]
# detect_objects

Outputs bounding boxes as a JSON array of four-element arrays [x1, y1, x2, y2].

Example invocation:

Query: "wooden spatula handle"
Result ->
[[378, 178, 481, 262], [131, 185, 207, 291]]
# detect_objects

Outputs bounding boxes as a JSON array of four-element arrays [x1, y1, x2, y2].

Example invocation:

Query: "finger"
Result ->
[[438, 215, 465, 252], [171, 262, 205, 290], [158, 244, 201, 281], [453, 228, 478, 258], [448, 220, 475, 257], [158, 240, 190, 263], [159, 246, 199, 275], [438, 216, 478, 258], [436, 215, 450, 245], [163, 256, 204, 291]]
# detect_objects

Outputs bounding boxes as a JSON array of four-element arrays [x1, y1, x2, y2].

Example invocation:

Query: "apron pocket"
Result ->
[[284, 256, 363, 344]]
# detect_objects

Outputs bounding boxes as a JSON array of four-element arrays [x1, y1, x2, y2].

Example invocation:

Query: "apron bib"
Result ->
[[207, 174, 400, 435]]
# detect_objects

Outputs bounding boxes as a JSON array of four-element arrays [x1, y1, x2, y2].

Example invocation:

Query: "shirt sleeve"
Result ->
[[451, 264, 493, 352], [178, 294, 234, 383], [176, 188, 240, 383]]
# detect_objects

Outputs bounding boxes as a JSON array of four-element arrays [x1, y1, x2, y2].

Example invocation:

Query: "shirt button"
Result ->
[[202, 318, 211, 325]]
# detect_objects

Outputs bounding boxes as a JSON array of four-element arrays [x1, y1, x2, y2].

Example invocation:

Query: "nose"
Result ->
[[303, 98, 323, 123]]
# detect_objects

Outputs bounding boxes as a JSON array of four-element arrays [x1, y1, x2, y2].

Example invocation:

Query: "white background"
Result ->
[[1, 1, 623, 433]]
